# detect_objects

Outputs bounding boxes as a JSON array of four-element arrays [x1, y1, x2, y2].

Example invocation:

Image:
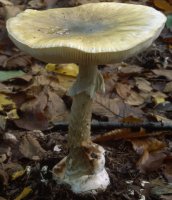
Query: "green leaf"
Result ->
[[166, 15, 172, 29], [0, 70, 25, 82]]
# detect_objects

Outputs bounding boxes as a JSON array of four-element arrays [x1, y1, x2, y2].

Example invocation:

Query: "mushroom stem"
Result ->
[[53, 64, 109, 193], [68, 92, 92, 148], [68, 64, 103, 147]]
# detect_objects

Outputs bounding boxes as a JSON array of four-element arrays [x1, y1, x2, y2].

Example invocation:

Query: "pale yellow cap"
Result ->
[[7, 3, 166, 64]]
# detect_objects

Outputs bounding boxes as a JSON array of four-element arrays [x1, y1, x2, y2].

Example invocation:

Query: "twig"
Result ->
[[49, 121, 172, 132]]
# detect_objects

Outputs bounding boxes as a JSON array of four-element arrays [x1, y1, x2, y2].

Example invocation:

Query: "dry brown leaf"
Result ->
[[137, 150, 167, 172], [152, 0, 172, 12], [102, 67, 118, 94], [44, 0, 58, 8], [2, 53, 32, 69], [33, 75, 66, 97], [152, 69, 172, 81], [93, 128, 146, 143], [19, 134, 46, 160], [118, 64, 143, 74], [135, 77, 152, 92], [14, 112, 48, 130], [160, 195, 172, 200], [28, 0, 44, 9], [125, 91, 145, 106], [0, 144, 11, 163], [121, 116, 143, 123], [93, 94, 121, 120], [20, 90, 47, 113], [46, 90, 68, 123], [0, 55, 7, 66], [131, 138, 166, 172], [164, 81, 172, 93], [15, 85, 68, 130], [0, 83, 12, 93], [163, 156, 172, 183], [3, 5, 22, 20], [116, 83, 131, 99], [0, 0, 13, 6], [93, 94, 143, 121], [150, 179, 172, 198], [132, 138, 166, 154]]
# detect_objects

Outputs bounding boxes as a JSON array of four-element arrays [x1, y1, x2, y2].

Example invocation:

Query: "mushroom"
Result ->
[[6, 2, 166, 193]]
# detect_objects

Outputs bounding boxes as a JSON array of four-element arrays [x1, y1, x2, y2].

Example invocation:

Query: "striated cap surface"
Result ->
[[7, 3, 166, 64]]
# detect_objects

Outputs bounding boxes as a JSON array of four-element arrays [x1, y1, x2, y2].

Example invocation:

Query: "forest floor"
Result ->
[[0, 0, 172, 200]]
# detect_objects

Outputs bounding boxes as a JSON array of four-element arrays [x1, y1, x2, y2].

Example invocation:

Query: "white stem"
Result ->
[[53, 63, 109, 193]]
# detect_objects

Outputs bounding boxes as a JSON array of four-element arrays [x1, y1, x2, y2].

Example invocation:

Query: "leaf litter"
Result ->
[[0, 0, 172, 200]]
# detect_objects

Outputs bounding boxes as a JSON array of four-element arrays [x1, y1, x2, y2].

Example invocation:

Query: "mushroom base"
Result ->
[[53, 142, 110, 194]]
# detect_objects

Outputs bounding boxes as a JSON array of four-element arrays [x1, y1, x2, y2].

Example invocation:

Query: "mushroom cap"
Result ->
[[7, 3, 166, 64]]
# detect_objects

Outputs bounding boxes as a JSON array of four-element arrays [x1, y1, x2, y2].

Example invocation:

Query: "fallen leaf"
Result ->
[[155, 101, 172, 112], [93, 128, 146, 143], [46, 63, 78, 89], [154, 114, 172, 123], [2, 53, 32, 69], [4, 162, 23, 178], [0, 83, 12, 93], [135, 77, 152, 92], [125, 91, 145, 106], [15, 83, 68, 130], [0, 115, 6, 131], [118, 64, 143, 74], [44, 0, 58, 8], [19, 134, 46, 160], [14, 186, 32, 200], [0, 144, 11, 162], [0, 70, 25, 82], [132, 138, 166, 154], [46, 63, 79, 77], [137, 150, 166, 172], [28, 0, 44, 9], [150, 179, 172, 198], [0, 93, 15, 111], [3, 5, 22, 20], [164, 81, 172, 92], [11, 169, 25, 181], [163, 156, 172, 183], [131, 138, 166, 172], [32, 75, 66, 97], [121, 116, 143, 123], [152, 69, 172, 81], [116, 83, 131, 99], [14, 112, 49, 130], [161, 195, 172, 200], [93, 94, 120, 120], [46, 90, 68, 123], [152, 91, 167, 105], [93, 94, 143, 121], [0, 0, 13, 6], [0, 55, 7, 65], [166, 14, 172, 29], [6, 109, 19, 120], [152, 0, 172, 12]]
